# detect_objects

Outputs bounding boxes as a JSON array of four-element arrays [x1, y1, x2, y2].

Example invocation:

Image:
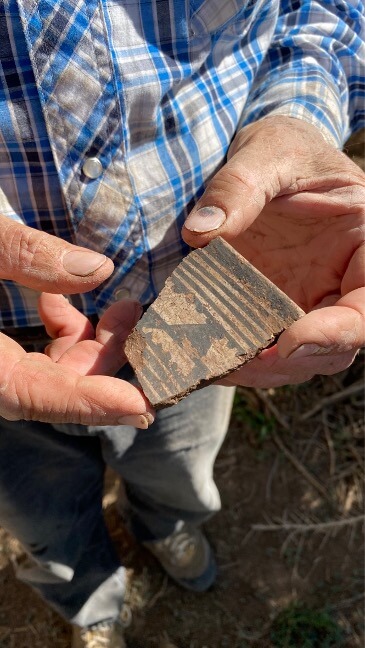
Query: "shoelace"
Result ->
[[80, 623, 116, 648], [80, 633, 110, 648], [159, 531, 197, 564]]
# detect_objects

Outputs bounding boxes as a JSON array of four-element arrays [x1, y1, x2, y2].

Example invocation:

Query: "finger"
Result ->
[[0, 214, 114, 293], [39, 293, 95, 361], [93, 299, 143, 376], [0, 335, 154, 426], [341, 243, 365, 295], [277, 289, 365, 360], [55, 299, 143, 376], [218, 345, 357, 389], [181, 151, 269, 248]]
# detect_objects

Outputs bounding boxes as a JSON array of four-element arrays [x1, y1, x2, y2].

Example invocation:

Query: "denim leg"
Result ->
[[0, 383, 234, 623], [0, 419, 125, 626], [101, 385, 235, 541]]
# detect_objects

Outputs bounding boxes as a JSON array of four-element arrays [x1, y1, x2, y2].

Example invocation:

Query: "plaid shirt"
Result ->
[[0, 0, 364, 327]]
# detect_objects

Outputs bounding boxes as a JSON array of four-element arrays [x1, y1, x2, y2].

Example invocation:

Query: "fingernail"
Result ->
[[63, 250, 107, 276], [118, 413, 154, 429], [288, 344, 332, 359], [184, 206, 226, 233]]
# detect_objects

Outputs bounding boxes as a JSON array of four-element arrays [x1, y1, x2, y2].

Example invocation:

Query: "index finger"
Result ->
[[0, 214, 113, 293], [54, 299, 143, 376]]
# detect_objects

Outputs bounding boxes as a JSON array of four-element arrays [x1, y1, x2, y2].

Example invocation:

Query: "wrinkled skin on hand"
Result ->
[[0, 217, 153, 426], [182, 116, 365, 388]]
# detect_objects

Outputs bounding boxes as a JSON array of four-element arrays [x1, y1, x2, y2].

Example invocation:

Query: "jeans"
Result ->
[[0, 375, 234, 627]]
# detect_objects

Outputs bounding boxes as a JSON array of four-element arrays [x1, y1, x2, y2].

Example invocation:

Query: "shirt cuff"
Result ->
[[239, 65, 348, 149]]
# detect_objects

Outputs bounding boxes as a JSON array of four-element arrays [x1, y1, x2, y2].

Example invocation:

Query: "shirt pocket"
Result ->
[[189, 0, 255, 36]]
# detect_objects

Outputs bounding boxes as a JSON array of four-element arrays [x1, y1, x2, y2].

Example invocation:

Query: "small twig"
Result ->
[[291, 533, 306, 582], [328, 591, 365, 611], [241, 528, 254, 547], [349, 446, 365, 474], [348, 520, 358, 550], [265, 454, 279, 502], [272, 431, 330, 500], [323, 411, 336, 477], [299, 426, 320, 463], [280, 530, 296, 557], [242, 481, 257, 504], [343, 484, 358, 514], [254, 388, 330, 500], [331, 463, 359, 482], [252, 514, 365, 533], [257, 391, 331, 502], [303, 555, 323, 583], [317, 530, 332, 552], [255, 388, 290, 430], [300, 381, 364, 420], [235, 624, 272, 641], [147, 575, 168, 609]]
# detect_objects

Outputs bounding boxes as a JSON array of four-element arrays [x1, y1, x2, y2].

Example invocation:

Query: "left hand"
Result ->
[[0, 293, 154, 427], [182, 116, 365, 388]]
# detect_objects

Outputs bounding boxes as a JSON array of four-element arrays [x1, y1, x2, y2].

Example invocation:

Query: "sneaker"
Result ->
[[72, 620, 126, 648], [143, 523, 216, 592]]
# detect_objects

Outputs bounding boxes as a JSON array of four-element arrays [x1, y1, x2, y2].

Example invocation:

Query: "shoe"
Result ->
[[143, 522, 216, 592], [72, 620, 126, 648]]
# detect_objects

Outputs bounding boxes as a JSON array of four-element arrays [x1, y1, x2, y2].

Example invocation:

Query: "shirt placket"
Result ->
[[15, 0, 144, 268]]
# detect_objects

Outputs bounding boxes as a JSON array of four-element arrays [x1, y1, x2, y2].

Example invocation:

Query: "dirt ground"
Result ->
[[0, 133, 364, 648]]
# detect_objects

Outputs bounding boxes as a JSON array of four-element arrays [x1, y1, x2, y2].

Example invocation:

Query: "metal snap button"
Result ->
[[115, 288, 131, 300], [82, 157, 103, 179]]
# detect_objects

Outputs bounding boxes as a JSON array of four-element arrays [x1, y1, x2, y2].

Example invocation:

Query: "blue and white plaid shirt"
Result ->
[[0, 0, 364, 327]]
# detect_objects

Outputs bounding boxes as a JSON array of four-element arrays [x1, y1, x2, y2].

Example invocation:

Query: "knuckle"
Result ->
[[0, 222, 42, 275], [0, 384, 21, 421], [15, 227, 43, 272], [223, 164, 258, 195], [1, 357, 50, 422]]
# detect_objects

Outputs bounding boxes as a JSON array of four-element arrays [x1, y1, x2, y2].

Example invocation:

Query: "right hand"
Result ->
[[182, 117, 365, 389], [0, 215, 154, 428]]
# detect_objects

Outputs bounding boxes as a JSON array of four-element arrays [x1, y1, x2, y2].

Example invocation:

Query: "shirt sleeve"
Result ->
[[240, 0, 365, 148]]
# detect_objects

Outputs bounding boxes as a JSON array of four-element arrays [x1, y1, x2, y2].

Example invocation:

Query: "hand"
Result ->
[[182, 116, 365, 388], [0, 217, 153, 426]]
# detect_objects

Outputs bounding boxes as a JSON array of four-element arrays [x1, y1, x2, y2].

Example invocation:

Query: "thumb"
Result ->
[[181, 116, 330, 248], [181, 154, 268, 249], [0, 214, 114, 293]]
